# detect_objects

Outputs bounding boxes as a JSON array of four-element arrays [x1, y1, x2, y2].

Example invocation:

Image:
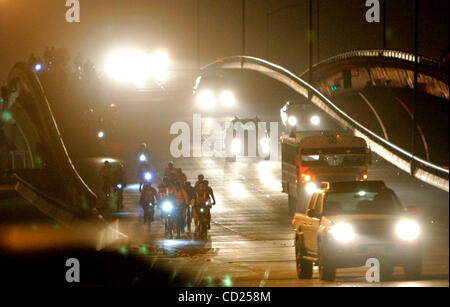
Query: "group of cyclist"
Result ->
[[99, 143, 216, 238], [140, 161, 216, 237]]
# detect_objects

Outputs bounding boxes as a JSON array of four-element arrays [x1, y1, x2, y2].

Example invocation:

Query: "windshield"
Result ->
[[323, 190, 402, 216], [301, 153, 366, 167]]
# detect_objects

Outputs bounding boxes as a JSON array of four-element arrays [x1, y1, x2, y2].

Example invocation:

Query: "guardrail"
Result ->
[[299, 49, 449, 83], [202, 56, 449, 192], [6, 62, 98, 210]]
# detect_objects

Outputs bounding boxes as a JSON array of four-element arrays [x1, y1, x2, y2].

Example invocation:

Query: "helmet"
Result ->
[[168, 161, 174, 167]]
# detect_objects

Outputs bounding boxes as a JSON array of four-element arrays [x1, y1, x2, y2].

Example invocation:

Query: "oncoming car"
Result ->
[[225, 116, 271, 161], [292, 181, 422, 282], [280, 100, 342, 133], [193, 74, 236, 111]]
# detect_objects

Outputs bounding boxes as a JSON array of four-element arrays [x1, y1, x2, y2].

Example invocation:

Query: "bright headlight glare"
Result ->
[[310, 115, 321, 126], [330, 223, 355, 242], [162, 201, 173, 212], [144, 172, 152, 181], [197, 90, 216, 109], [220, 90, 235, 107], [231, 138, 241, 155], [396, 219, 420, 241], [305, 182, 318, 194], [260, 138, 270, 154], [288, 116, 297, 126]]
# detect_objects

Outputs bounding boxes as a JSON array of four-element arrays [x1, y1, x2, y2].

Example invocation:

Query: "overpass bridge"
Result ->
[[0, 53, 448, 234], [0, 62, 126, 250], [202, 54, 449, 192]]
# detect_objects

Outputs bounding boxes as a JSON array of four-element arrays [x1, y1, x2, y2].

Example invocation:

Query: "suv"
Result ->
[[292, 181, 422, 282]]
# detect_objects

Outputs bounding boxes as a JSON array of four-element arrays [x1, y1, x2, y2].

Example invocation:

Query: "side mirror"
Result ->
[[406, 206, 418, 215]]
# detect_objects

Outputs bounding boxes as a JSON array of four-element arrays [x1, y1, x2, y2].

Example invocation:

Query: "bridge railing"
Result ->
[[6, 62, 98, 211], [313, 49, 449, 72], [203, 56, 449, 192]]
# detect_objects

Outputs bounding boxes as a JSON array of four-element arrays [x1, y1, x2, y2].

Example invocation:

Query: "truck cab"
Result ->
[[292, 181, 422, 282]]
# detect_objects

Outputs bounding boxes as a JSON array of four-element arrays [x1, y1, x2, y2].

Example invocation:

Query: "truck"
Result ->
[[281, 131, 371, 214]]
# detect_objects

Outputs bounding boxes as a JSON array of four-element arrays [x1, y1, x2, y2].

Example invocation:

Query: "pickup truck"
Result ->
[[292, 181, 422, 282]]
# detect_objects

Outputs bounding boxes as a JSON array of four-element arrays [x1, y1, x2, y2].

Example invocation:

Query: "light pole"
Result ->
[[411, 0, 419, 175], [382, 0, 386, 50], [196, 0, 200, 69]]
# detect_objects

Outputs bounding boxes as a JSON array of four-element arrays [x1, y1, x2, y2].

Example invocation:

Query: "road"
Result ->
[[104, 152, 448, 287], [97, 101, 448, 287], [1, 70, 448, 287]]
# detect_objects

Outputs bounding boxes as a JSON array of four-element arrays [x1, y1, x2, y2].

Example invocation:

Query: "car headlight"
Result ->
[[310, 115, 321, 126], [117, 184, 123, 189], [197, 90, 215, 109], [288, 116, 297, 126], [260, 138, 270, 154], [330, 223, 355, 243], [139, 154, 147, 162], [231, 138, 241, 155], [305, 182, 318, 194], [220, 90, 235, 107], [162, 201, 173, 212], [396, 219, 420, 241]]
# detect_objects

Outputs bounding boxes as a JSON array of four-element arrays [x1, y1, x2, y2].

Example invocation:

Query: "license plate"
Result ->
[[367, 246, 385, 254]]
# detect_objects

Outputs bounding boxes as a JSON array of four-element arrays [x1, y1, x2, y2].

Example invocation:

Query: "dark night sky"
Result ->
[[0, 0, 448, 84]]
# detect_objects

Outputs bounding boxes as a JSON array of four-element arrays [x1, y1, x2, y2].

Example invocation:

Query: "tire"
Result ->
[[295, 238, 313, 279], [319, 263, 336, 282], [200, 221, 208, 239], [288, 194, 296, 216], [404, 258, 422, 280], [319, 243, 336, 282]]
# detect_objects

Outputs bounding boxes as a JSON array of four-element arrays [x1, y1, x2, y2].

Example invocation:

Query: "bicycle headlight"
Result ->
[[162, 201, 173, 212], [396, 219, 420, 241], [330, 223, 355, 243], [117, 184, 123, 189], [144, 172, 152, 181]]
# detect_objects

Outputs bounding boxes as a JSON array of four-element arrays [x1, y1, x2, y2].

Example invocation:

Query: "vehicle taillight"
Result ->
[[301, 173, 313, 182]]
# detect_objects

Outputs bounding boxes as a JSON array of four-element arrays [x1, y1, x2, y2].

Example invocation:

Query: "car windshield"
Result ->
[[301, 153, 366, 167], [323, 190, 402, 216]]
